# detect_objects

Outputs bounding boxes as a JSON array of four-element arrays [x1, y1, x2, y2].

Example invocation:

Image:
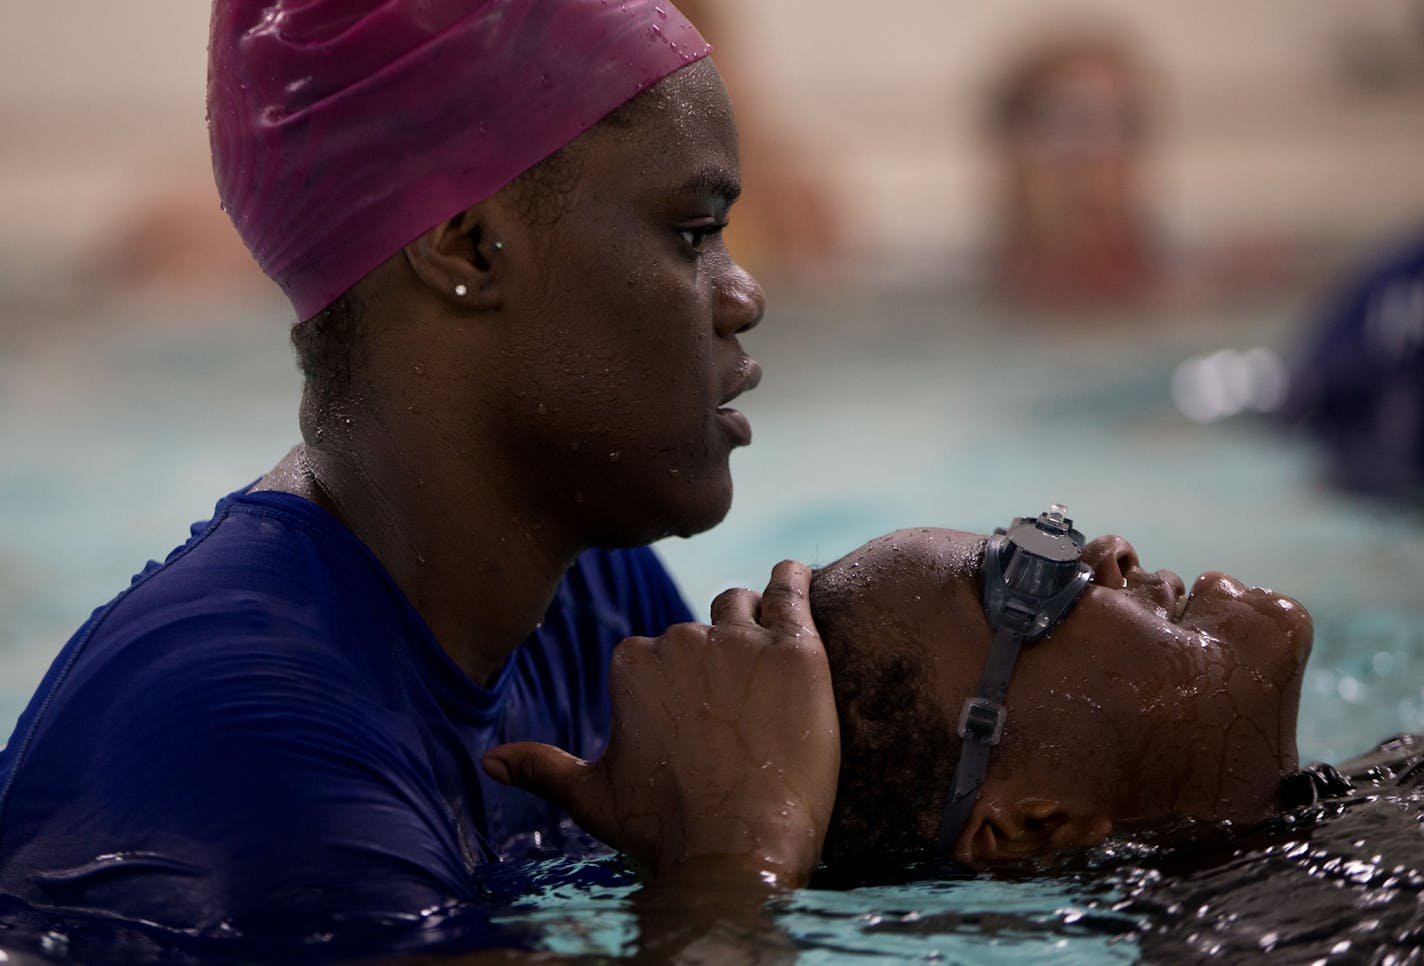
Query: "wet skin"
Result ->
[[815, 527, 1312, 863], [261, 59, 767, 686], [483, 57, 767, 547], [487, 560, 840, 888], [256, 59, 838, 892]]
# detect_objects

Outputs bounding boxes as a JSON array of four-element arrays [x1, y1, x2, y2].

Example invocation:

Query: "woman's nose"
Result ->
[[715, 262, 766, 338], [1082, 535, 1139, 588]]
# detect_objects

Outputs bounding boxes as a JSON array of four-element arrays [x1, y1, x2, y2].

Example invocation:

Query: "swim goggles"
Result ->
[[937, 504, 1093, 856]]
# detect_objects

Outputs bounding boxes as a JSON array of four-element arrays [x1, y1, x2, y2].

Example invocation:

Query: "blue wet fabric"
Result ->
[[0, 488, 690, 932]]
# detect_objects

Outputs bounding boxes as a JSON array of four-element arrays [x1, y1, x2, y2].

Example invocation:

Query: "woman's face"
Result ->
[[1020, 532, 1313, 820], [818, 526, 1312, 826], [487, 58, 767, 549]]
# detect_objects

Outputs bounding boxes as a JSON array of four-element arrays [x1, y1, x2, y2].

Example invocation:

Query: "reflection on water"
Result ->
[[781, 876, 1141, 964], [1108, 788, 1424, 961], [6, 781, 1424, 964]]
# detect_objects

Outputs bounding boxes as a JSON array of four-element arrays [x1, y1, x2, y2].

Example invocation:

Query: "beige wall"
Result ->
[[3, 1, 1422, 292], [0, 4, 215, 294], [729, 0, 1424, 275]]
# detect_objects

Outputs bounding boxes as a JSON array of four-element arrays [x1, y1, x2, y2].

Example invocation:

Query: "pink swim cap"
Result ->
[[208, 0, 711, 320]]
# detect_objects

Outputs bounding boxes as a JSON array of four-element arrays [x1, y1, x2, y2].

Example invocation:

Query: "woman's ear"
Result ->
[[403, 204, 508, 311], [955, 797, 1112, 864]]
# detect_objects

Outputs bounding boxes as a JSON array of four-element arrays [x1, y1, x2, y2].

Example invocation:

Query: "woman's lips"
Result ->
[[717, 358, 762, 446], [721, 357, 762, 406], [1124, 568, 1188, 620], [716, 407, 753, 445], [1161, 570, 1188, 620], [1179, 571, 1314, 656], [1179, 570, 1284, 620], [1178, 571, 1235, 622]]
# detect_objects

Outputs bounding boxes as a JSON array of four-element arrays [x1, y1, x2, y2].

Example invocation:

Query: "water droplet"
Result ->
[[608, 451, 621, 462]]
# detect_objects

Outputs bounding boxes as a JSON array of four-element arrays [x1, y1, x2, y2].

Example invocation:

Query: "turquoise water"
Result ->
[[3, 287, 1423, 960]]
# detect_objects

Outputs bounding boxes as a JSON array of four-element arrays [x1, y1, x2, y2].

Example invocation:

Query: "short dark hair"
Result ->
[[810, 570, 957, 873], [291, 286, 368, 406]]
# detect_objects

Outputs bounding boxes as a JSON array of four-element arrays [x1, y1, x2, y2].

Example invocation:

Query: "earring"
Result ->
[[493, 241, 504, 252], [454, 283, 468, 297]]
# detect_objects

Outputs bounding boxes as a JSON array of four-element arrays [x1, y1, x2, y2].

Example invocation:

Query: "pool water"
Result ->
[[2, 286, 1422, 960]]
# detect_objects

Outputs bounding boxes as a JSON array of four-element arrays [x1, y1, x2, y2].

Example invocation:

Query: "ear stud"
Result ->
[[454, 283, 469, 297]]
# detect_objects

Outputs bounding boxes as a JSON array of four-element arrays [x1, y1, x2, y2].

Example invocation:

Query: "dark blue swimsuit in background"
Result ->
[[0, 489, 691, 931]]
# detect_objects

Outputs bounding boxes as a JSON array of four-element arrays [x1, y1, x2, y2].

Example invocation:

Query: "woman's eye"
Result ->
[[679, 223, 725, 250]]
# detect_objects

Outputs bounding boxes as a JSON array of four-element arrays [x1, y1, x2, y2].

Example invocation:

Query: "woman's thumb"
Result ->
[[484, 742, 621, 847], [483, 742, 622, 848]]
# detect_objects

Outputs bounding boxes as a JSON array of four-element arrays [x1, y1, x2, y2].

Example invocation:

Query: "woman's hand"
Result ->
[[483, 560, 839, 887]]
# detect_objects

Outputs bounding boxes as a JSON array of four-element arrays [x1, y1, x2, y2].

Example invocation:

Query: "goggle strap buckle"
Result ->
[[958, 697, 1007, 746]]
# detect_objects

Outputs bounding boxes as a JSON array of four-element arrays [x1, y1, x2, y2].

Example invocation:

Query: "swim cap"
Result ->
[[208, 0, 711, 320]]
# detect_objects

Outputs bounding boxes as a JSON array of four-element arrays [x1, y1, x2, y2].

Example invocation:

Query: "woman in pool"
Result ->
[[0, 0, 839, 936]]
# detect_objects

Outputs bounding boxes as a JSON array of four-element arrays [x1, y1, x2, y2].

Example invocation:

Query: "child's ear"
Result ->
[[955, 797, 1112, 864]]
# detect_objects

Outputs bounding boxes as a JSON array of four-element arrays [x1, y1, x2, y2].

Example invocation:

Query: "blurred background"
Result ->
[[3, 1, 1424, 762]]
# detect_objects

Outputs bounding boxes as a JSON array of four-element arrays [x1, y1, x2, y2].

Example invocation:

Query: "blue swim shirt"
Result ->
[[0, 487, 691, 933]]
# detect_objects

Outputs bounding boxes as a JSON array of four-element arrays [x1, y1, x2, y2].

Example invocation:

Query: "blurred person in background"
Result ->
[[1282, 227, 1424, 501], [984, 29, 1161, 313]]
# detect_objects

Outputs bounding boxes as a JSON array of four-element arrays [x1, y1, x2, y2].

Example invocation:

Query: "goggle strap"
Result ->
[[937, 624, 1024, 855]]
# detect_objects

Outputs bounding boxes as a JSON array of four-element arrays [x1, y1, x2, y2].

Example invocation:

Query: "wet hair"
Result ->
[[810, 570, 958, 873], [292, 286, 368, 405]]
